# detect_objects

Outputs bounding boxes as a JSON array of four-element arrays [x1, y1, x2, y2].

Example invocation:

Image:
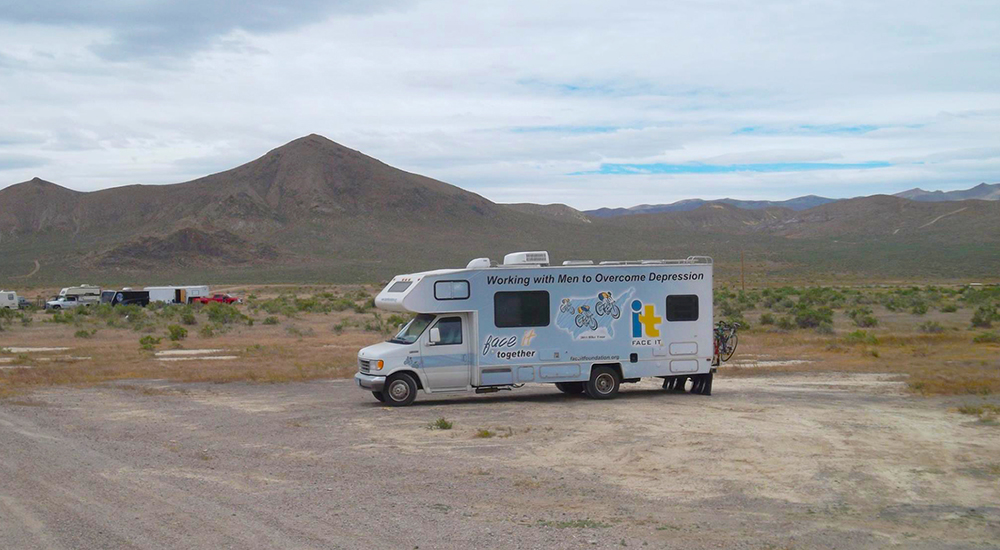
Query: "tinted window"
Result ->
[[434, 317, 463, 345], [434, 280, 470, 300], [387, 281, 412, 293], [666, 295, 699, 322], [494, 291, 550, 328]]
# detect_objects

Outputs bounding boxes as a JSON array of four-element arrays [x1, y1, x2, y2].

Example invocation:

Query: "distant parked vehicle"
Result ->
[[144, 285, 210, 304], [192, 293, 240, 305], [104, 290, 151, 307], [45, 295, 93, 310], [18, 296, 31, 309], [58, 285, 102, 304], [1, 290, 18, 309]]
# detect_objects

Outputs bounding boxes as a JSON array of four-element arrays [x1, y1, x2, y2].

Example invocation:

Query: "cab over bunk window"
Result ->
[[434, 280, 470, 300], [666, 294, 699, 322], [494, 291, 550, 328], [387, 281, 412, 293]]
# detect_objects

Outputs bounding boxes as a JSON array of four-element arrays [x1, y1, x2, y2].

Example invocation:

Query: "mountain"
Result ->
[[587, 183, 1000, 219], [504, 203, 591, 223], [2, 134, 999, 284], [586, 195, 835, 218], [0, 135, 580, 283], [894, 183, 1000, 202]]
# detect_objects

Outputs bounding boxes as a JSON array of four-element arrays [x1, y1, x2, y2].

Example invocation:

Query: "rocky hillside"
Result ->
[[2, 135, 998, 284]]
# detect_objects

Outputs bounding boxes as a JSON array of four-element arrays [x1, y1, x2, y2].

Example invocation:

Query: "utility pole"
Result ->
[[740, 250, 745, 292]]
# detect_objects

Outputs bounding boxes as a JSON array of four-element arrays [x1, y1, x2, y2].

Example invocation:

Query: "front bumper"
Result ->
[[355, 373, 386, 392]]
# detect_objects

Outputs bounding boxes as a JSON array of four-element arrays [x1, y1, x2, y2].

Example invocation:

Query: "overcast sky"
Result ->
[[1, 0, 998, 209]]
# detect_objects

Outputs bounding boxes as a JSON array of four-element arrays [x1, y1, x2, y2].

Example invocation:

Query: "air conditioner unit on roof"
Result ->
[[503, 251, 550, 266]]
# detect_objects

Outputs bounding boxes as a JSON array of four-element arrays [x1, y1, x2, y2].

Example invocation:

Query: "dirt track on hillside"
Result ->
[[1, 374, 998, 549]]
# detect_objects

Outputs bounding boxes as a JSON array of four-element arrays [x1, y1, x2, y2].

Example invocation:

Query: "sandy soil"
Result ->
[[1, 373, 998, 549]]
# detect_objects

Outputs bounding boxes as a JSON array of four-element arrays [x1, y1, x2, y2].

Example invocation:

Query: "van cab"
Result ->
[[357, 312, 472, 404]]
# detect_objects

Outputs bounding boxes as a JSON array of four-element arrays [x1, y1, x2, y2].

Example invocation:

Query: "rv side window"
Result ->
[[434, 317, 463, 345], [666, 295, 699, 322], [434, 281, 470, 300], [387, 281, 412, 293], [494, 291, 550, 328]]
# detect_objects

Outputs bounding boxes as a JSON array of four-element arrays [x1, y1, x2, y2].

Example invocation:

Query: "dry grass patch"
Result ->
[[0, 301, 385, 397], [721, 318, 1000, 396]]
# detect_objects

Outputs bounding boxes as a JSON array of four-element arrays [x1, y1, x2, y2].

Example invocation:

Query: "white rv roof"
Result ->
[[393, 256, 711, 280]]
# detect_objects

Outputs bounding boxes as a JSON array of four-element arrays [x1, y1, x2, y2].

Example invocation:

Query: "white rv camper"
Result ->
[[356, 251, 715, 406], [144, 285, 210, 304], [58, 285, 101, 300], [48, 285, 101, 309], [0, 290, 17, 309]]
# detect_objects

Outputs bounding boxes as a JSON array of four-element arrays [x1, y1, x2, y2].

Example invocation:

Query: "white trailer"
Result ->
[[355, 251, 715, 406], [143, 285, 210, 304], [0, 290, 17, 309]]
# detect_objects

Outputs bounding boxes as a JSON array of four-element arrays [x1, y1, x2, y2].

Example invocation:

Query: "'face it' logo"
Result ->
[[631, 300, 662, 338]]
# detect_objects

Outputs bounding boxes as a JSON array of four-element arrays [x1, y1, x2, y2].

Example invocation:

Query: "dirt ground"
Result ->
[[2, 373, 998, 549]]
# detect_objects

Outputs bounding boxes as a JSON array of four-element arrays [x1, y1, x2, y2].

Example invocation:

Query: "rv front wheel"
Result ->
[[586, 366, 621, 399], [384, 373, 417, 407], [555, 382, 585, 395]]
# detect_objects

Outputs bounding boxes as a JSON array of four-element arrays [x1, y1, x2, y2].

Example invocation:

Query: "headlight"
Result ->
[[376, 360, 384, 370]]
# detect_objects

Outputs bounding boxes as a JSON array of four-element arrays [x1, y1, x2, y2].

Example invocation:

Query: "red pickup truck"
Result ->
[[192, 293, 240, 305]]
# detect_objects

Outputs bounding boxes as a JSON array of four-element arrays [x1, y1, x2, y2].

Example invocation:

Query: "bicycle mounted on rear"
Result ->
[[712, 320, 740, 366]]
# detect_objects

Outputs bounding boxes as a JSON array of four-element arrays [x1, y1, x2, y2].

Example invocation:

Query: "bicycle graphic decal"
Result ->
[[555, 288, 635, 340], [594, 291, 621, 319]]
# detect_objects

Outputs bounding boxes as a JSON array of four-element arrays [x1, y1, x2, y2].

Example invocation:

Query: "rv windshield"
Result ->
[[390, 314, 434, 344]]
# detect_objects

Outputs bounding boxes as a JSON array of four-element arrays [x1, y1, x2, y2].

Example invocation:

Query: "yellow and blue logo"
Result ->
[[631, 299, 661, 338]]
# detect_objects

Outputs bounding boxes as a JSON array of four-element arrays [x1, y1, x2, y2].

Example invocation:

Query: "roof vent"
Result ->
[[466, 257, 491, 269], [503, 251, 550, 266], [562, 260, 594, 266]]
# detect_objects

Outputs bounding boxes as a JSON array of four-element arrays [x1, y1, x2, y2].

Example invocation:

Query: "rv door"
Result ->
[[418, 314, 472, 391]]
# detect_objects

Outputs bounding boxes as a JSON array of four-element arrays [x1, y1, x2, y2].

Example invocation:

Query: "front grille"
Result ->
[[359, 359, 371, 374]]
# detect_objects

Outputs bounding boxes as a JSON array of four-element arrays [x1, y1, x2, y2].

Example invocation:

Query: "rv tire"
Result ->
[[585, 366, 621, 399], [384, 373, 417, 407], [555, 382, 585, 395], [372, 391, 386, 403]]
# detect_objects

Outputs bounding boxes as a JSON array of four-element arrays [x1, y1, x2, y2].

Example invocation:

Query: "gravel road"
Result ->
[[1, 373, 998, 549]]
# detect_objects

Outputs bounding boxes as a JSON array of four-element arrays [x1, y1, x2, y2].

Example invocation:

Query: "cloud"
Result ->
[[0, 154, 49, 171], [0, 0, 997, 208], [734, 125, 881, 135], [574, 161, 892, 176], [0, 0, 407, 60]]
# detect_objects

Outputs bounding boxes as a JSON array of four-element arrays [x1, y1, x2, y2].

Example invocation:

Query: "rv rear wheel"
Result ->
[[555, 382, 585, 395], [372, 391, 386, 403], [585, 366, 621, 399], [384, 373, 417, 407]]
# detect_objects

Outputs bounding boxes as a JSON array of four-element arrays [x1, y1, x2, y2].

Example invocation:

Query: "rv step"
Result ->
[[475, 386, 512, 394]]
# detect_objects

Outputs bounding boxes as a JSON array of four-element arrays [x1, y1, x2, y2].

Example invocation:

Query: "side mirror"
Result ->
[[429, 327, 441, 344]]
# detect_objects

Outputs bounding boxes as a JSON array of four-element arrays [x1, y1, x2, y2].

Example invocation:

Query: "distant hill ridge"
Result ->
[[581, 184, 999, 219], [2, 134, 998, 283]]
